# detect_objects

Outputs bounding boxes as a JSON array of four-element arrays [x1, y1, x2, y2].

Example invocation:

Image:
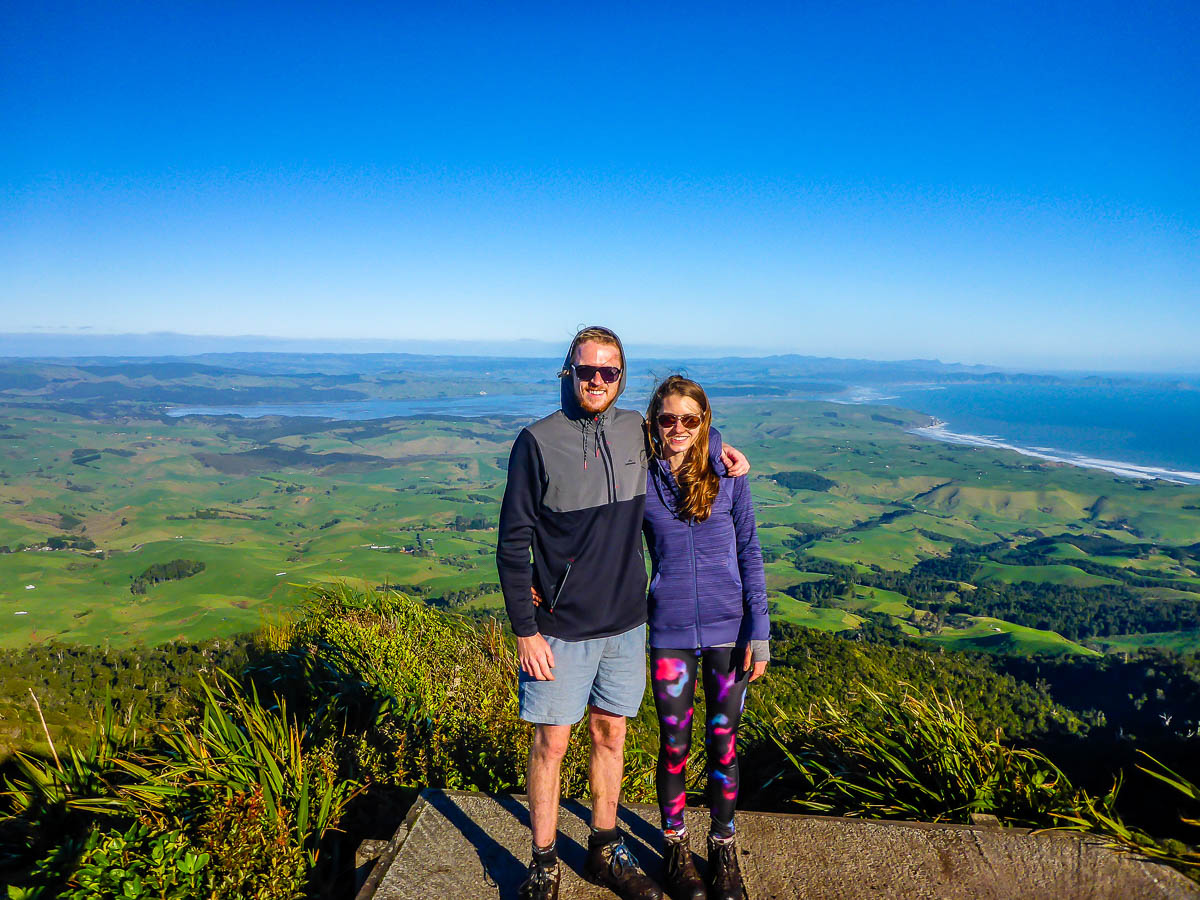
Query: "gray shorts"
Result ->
[[518, 624, 647, 725]]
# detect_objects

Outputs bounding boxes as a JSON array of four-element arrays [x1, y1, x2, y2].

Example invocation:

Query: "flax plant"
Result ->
[[741, 683, 1084, 827], [1051, 751, 1200, 879], [3, 695, 142, 822], [117, 671, 356, 867]]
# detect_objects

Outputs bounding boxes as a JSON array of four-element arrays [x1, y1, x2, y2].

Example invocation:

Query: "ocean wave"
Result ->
[[909, 423, 1200, 485], [825, 387, 900, 404]]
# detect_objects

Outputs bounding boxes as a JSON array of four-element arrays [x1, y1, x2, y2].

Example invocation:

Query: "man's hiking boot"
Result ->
[[583, 834, 663, 900], [707, 833, 747, 900], [517, 855, 560, 900], [662, 831, 705, 900]]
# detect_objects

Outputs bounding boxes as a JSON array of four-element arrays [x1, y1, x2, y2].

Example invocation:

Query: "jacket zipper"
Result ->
[[688, 518, 700, 648], [599, 426, 615, 503], [659, 462, 702, 648], [549, 558, 573, 613]]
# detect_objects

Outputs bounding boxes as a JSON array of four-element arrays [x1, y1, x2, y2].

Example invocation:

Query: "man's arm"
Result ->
[[496, 430, 557, 680], [722, 443, 750, 477], [705, 425, 750, 477], [497, 430, 545, 638]]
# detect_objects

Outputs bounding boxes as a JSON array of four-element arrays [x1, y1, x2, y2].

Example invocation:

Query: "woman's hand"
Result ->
[[742, 645, 767, 682]]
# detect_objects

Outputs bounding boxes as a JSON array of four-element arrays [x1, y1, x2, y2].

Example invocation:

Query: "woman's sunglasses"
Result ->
[[656, 413, 703, 429], [572, 364, 622, 383]]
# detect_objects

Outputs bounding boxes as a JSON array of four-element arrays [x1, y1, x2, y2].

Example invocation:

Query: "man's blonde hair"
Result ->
[[560, 326, 623, 377]]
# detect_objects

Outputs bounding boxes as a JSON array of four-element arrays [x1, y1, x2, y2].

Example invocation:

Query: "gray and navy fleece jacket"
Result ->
[[497, 401, 651, 641]]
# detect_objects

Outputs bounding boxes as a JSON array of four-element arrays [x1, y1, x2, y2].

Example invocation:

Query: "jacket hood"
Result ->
[[558, 325, 627, 418]]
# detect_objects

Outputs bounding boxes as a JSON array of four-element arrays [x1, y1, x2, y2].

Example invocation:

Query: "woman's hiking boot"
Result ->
[[662, 831, 706, 900], [706, 833, 747, 900], [518, 847, 560, 900], [583, 832, 663, 900]]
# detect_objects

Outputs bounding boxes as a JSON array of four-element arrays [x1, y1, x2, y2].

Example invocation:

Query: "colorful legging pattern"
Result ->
[[650, 647, 750, 836]]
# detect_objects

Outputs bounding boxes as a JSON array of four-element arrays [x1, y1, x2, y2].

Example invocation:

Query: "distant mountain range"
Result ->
[[0, 333, 1195, 389]]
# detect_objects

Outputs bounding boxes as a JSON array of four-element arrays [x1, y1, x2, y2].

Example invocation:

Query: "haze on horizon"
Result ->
[[2, 2, 1196, 372]]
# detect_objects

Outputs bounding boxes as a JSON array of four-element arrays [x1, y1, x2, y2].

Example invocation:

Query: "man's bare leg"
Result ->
[[588, 706, 627, 831], [527, 723, 571, 847], [582, 706, 661, 898]]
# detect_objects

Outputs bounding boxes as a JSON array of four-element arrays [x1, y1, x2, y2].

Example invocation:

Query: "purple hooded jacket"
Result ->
[[642, 456, 770, 650]]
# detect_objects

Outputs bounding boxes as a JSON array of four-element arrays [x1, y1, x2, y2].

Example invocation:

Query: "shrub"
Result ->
[[59, 823, 209, 900], [1055, 752, 1200, 882], [270, 583, 532, 793], [772, 470, 836, 492], [196, 789, 304, 900]]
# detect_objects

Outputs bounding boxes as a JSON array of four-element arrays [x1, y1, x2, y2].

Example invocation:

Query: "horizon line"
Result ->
[[1, 331, 1197, 378]]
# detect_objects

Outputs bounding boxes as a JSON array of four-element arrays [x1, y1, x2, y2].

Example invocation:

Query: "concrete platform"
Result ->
[[357, 789, 1199, 899]]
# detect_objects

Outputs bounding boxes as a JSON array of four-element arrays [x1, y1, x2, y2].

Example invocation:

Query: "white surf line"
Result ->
[[823, 387, 901, 404], [909, 422, 1200, 485]]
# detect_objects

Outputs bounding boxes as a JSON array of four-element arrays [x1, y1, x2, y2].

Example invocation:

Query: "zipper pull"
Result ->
[[549, 559, 574, 612]]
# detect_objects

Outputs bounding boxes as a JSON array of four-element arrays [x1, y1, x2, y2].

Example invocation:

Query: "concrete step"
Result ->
[[358, 789, 1199, 899]]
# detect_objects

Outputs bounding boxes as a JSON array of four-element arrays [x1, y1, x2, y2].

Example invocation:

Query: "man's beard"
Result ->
[[578, 386, 616, 414]]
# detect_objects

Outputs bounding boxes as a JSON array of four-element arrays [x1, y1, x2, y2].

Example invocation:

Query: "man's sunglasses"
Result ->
[[656, 413, 703, 430], [572, 364, 622, 383]]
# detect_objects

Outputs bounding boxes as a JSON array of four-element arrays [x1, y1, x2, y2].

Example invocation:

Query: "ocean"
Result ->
[[884, 383, 1200, 484]]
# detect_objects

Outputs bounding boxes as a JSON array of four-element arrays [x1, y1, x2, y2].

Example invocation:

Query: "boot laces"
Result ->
[[668, 837, 698, 878], [525, 860, 557, 888], [606, 839, 638, 874], [711, 837, 739, 875]]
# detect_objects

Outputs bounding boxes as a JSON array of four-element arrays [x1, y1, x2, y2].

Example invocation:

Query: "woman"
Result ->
[[642, 375, 769, 900]]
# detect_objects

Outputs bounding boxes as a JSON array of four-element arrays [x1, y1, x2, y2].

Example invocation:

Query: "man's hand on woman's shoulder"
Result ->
[[721, 443, 750, 477]]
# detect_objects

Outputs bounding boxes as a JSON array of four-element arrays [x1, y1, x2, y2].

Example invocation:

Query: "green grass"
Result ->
[[763, 560, 829, 591], [842, 585, 915, 616], [0, 407, 524, 647], [768, 594, 860, 631], [924, 617, 1099, 657], [1095, 630, 1200, 655], [974, 561, 1122, 588]]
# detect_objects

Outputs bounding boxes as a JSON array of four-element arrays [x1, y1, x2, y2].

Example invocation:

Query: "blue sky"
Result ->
[[2, 1, 1196, 370]]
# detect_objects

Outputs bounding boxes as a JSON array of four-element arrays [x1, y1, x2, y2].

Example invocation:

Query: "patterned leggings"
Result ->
[[650, 647, 750, 836]]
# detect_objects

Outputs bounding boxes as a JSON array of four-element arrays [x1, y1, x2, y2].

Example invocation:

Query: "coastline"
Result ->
[[908, 420, 1200, 485], [823, 382, 1200, 486]]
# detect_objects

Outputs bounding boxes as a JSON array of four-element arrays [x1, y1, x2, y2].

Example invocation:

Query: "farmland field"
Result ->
[[3, 373, 1199, 658]]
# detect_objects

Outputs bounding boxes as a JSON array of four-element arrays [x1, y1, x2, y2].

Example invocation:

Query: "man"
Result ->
[[497, 326, 748, 900]]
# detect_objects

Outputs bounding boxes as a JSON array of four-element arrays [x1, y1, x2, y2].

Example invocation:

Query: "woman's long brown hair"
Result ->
[[646, 375, 720, 522]]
